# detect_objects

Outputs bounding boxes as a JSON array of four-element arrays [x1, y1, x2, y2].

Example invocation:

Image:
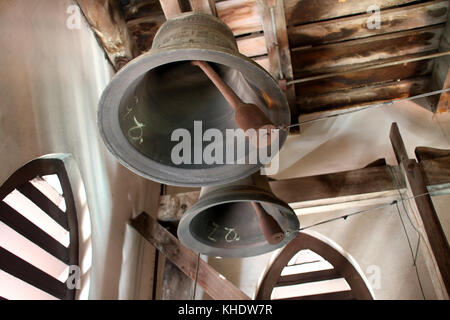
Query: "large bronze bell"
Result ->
[[177, 173, 299, 257], [98, 12, 291, 186]]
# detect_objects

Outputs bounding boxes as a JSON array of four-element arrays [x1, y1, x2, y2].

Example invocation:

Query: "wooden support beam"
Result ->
[[288, 0, 449, 47], [390, 122, 450, 299], [236, 33, 267, 57], [130, 213, 251, 300], [190, 0, 217, 16], [157, 163, 405, 221], [284, 0, 423, 26], [77, 0, 135, 70], [216, 0, 263, 36], [159, 0, 183, 19], [156, 150, 450, 221], [291, 25, 443, 76], [257, 0, 297, 127], [297, 77, 430, 114], [429, 8, 450, 112]]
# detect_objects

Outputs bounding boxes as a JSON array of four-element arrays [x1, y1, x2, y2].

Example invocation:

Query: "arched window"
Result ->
[[0, 158, 79, 300], [256, 231, 374, 300]]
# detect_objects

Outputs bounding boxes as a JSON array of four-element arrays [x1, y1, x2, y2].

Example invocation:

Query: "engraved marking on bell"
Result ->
[[123, 96, 139, 119], [128, 116, 145, 145], [207, 222, 220, 243], [224, 227, 240, 243]]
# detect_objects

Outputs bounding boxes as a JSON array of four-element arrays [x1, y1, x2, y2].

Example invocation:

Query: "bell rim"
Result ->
[[177, 185, 299, 257], [98, 48, 290, 187]]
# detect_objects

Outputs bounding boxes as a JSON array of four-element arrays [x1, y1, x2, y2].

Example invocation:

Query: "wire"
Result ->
[[191, 253, 201, 300], [298, 190, 436, 232], [296, 171, 436, 299], [280, 88, 450, 131]]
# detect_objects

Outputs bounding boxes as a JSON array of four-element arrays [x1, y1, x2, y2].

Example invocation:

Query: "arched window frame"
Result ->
[[0, 157, 79, 300]]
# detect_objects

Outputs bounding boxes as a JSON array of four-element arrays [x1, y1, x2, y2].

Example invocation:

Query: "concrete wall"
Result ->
[[0, 0, 159, 299]]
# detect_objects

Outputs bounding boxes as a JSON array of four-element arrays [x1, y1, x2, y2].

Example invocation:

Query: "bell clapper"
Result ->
[[191, 60, 277, 148], [251, 202, 285, 245]]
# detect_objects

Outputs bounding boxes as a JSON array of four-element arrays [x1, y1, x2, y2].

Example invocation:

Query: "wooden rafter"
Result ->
[[157, 151, 450, 222], [130, 213, 250, 300], [390, 123, 450, 299], [257, 0, 297, 126], [77, 0, 135, 70]]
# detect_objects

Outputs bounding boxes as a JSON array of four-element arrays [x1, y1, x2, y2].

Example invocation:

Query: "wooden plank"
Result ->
[[276, 269, 341, 287], [285, 0, 421, 26], [415, 146, 450, 162], [0, 202, 70, 264], [130, 213, 250, 300], [127, 15, 165, 55], [158, 191, 200, 222], [390, 123, 450, 298], [429, 8, 450, 112], [159, 0, 183, 19], [270, 165, 403, 205], [296, 59, 433, 96], [277, 290, 354, 300], [0, 246, 70, 300], [77, 0, 135, 70], [291, 25, 443, 76], [216, 0, 262, 36], [190, 0, 217, 16], [297, 77, 430, 113], [155, 153, 450, 221], [16, 182, 69, 231], [257, 0, 298, 126], [253, 55, 270, 72], [288, 0, 449, 47], [420, 156, 450, 188], [236, 33, 267, 57], [121, 0, 164, 21]]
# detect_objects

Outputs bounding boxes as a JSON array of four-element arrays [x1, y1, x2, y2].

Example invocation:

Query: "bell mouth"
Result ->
[[98, 49, 290, 186], [177, 187, 299, 258], [118, 60, 253, 169]]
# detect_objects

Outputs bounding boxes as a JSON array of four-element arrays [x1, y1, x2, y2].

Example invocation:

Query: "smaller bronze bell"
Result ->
[[177, 173, 299, 257]]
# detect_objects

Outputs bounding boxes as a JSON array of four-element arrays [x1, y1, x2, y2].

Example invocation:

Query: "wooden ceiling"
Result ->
[[78, 0, 450, 126]]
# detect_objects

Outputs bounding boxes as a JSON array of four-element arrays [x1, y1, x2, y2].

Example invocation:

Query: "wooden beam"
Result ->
[[297, 77, 430, 113], [77, 0, 135, 70], [390, 123, 450, 299], [296, 59, 433, 97], [257, 0, 297, 126], [429, 8, 450, 112], [288, 0, 449, 47], [291, 25, 443, 76], [156, 147, 450, 220], [416, 146, 450, 162], [284, 0, 423, 26], [276, 290, 354, 300], [158, 191, 200, 222], [236, 33, 267, 57], [276, 269, 341, 287], [190, 0, 217, 16], [216, 0, 263, 36], [130, 213, 250, 300], [159, 0, 183, 19], [270, 165, 404, 205], [157, 163, 406, 221]]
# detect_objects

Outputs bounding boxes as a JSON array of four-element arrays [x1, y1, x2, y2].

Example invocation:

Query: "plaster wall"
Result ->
[[0, 0, 159, 299]]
